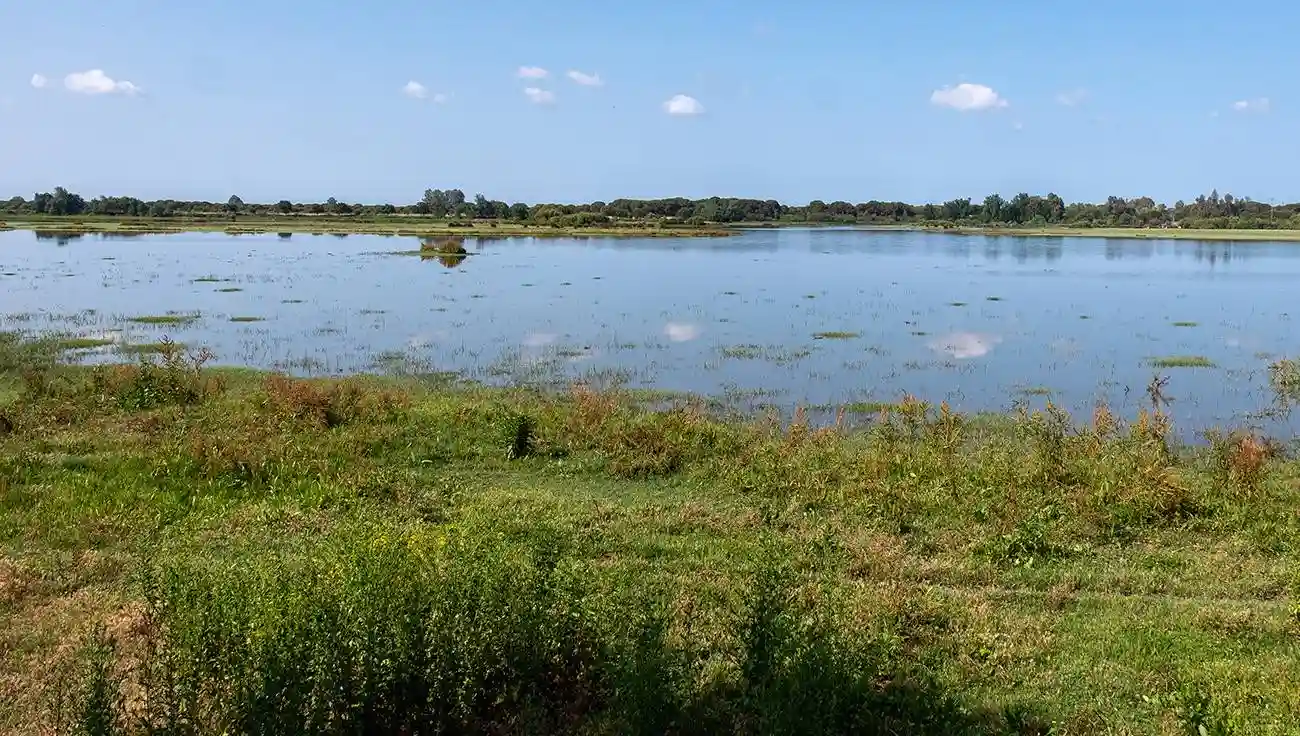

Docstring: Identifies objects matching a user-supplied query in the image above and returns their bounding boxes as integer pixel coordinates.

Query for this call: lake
[2,227,1297,436]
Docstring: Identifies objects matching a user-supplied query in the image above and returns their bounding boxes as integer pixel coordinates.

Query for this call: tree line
[4,187,1298,230]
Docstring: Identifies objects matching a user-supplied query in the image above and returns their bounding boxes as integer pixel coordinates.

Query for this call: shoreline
[0,217,735,239]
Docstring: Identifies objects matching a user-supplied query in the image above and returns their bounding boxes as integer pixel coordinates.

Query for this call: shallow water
[2,228,1297,435]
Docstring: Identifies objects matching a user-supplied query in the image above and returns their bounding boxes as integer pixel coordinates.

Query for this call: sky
[1,0,1297,205]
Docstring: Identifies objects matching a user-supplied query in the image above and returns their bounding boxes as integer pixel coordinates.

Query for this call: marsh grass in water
[1148,355,1216,369]
[1,332,1298,734]
[1171,321,1200,328]
[52,336,117,351]
[126,314,199,326]
[812,331,860,340]
[228,316,265,323]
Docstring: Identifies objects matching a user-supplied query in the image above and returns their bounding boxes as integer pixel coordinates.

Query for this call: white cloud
[431,93,449,104]
[930,83,1007,111]
[664,322,702,342]
[402,80,428,99]
[64,69,140,95]
[1012,121,1024,130]
[30,74,48,89]
[1055,88,1087,106]
[663,94,704,116]
[517,66,549,80]
[523,87,555,105]
[566,70,603,87]
[1231,97,1270,113]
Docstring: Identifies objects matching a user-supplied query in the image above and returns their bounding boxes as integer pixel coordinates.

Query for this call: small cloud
[523,87,555,105]
[1055,88,1087,106]
[664,322,702,342]
[1231,97,1270,113]
[431,93,449,104]
[566,70,603,87]
[663,94,704,116]
[930,83,1007,112]
[402,80,428,99]
[30,73,48,89]
[517,66,549,80]
[64,69,140,95]
[927,332,1002,359]
[1012,121,1024,131]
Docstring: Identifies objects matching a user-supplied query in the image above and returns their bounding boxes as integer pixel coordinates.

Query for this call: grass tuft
[1148,355,1215,369]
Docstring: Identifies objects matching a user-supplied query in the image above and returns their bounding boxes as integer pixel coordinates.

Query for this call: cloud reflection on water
[927,331,1002,359]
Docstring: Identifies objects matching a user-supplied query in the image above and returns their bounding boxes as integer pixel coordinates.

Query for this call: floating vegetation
[986,296,1003,301]
[1268,357,1300,408]
[281,299,305,304]
[119,341,187,355]
[216,287,243,293]
[1171,321,1199,328]
[229,316,265,323]
[127,314,199,326]
[949,301,968,307]
[1018,386,1053,396]
[719,344,811,364]
[52,336,117,351]
[192,277,226,283]
[812,331,860,340]
[1148,355,1215,369]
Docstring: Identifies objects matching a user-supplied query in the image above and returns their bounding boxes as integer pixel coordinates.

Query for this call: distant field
[0,215,734,238]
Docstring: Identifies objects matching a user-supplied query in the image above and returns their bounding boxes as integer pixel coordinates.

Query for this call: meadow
[0,215,732,239]
[2,332,1299,735]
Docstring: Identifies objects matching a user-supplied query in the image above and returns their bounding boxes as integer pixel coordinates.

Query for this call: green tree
[226,195,244,215]
[276,200,294,214]
[982,194,1004,223]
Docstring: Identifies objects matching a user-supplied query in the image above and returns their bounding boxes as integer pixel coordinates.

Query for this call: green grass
[50,336,116,351]
[125,314,199,326]
[118,340,187,355]
[1171,321,1200,328]
[1148,355,1216,368]
[938,225,1300,242]
[2,333,1299,734]
[812,331,861,340]
[228,316,265,323]
[0,214,735,239]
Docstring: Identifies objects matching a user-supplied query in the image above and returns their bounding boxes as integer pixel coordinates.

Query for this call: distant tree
[226,195,244,215]
[509,202,530,221]
[982,194,1004,223]
[276,200,294,214]
[422,189,450,217]
[474,193,493,219]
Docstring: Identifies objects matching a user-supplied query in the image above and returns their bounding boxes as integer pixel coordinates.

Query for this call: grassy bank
[931,226,1300,242]
[2,334,1299,734]
[0,215,733,239]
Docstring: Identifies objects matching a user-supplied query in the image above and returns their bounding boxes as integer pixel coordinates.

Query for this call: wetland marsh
[2,227,1296,434]
[4,225,1300,734]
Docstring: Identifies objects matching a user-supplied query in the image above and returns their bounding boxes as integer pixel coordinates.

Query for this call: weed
[1148,355,1215,369]
[126,314,199,326]
[1205,430,1276,496]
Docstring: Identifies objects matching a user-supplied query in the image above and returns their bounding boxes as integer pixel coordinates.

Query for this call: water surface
[2,228,1296,435]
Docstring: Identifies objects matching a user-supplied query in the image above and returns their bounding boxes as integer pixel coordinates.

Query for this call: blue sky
[1,0,1295,205]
